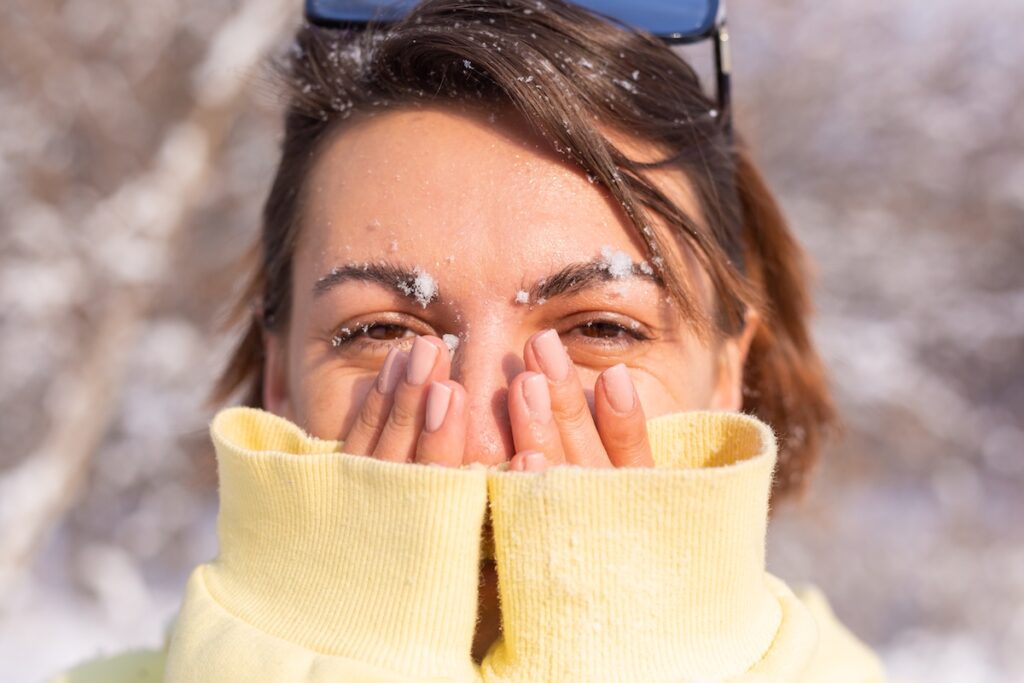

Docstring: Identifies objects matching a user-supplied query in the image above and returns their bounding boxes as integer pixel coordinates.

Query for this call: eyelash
[330,322,418,349]
[329,316,650,350]
[568,319,650,345]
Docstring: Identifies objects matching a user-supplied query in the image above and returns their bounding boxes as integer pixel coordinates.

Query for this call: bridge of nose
[447,314,527,466]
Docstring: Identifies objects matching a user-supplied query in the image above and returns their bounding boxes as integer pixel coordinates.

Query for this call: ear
[262,329,295,420]
[709,308,760,412]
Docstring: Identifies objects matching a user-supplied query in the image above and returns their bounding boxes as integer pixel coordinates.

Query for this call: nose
[449,333,524,465]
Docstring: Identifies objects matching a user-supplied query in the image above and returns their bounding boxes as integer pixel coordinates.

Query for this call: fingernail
[523,451,547,471]
[424,382,452,433]
[522,373,552,423]
[377,348,406,393]
[603,364,635,413]
[407,337,439,385]
[532,329,569,382]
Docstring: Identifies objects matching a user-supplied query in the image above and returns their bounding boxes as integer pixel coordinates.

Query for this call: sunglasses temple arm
[713,21,733,143]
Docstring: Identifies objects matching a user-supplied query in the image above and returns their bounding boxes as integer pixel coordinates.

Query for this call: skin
[262,103,758,661]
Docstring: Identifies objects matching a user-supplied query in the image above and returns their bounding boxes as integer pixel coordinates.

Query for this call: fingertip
[522,450,549,472]
[509,449,548,473]
[377,347,409,394]
[440,379,467,417]
[598,363,636,415]
[415,379,467,467]
[594,370,653,468]
[530,329,570,382]
[419,334,451,355]
[424,381,453,433]
[522,330,544,368]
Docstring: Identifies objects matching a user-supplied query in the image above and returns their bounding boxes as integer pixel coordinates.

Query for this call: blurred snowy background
[0,0,1021,680]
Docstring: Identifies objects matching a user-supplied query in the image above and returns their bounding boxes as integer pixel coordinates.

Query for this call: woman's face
[263,104,754,464]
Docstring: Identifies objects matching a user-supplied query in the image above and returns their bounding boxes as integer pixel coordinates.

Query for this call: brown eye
[330,321,417,348]
[579,321,629,339]
[363,323,413,340]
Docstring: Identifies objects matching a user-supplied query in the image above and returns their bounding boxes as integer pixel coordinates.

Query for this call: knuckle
[603,420,649,460]
[555,396,594,431]
[387,398,419,431]
[353,404,382,437]
[612,428,649,456]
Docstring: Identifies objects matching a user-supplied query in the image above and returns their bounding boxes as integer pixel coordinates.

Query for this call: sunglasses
[305,0,732,139]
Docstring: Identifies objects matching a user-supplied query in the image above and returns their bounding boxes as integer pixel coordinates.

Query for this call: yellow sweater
[51,407,886,682]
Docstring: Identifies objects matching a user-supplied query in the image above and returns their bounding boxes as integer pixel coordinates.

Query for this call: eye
[330,321,417,348]
[564,316,651,346]
[578,320,634,340]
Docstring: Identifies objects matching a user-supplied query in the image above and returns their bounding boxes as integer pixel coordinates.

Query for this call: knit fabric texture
[53,407,887,683]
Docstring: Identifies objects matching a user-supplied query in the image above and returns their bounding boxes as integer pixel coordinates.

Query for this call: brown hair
[213,0,835,501]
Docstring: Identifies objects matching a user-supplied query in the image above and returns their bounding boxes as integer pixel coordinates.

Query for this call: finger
[594,364,654,468]
[342,348,408,455]
[507,371,566,464]
[509,450,550,473]
[415,380,467,467]
[373,335,451,462]
[525,329,610,468]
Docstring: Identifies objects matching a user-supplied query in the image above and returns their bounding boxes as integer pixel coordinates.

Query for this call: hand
[341,335,467,466]
[506,329,654,473]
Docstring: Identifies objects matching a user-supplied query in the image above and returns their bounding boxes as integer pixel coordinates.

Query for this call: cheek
[632,350,717,417]
[291,347,378,441]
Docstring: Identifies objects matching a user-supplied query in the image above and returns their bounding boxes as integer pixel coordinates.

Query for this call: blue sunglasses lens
[305,0,719,42]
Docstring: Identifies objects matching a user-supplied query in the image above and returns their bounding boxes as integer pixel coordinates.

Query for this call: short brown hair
[213,0,836,502]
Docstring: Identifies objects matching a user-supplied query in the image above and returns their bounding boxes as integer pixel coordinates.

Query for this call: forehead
[297,105,699,291]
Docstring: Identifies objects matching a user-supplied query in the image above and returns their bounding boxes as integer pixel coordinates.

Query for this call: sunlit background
[1,0,1021,681]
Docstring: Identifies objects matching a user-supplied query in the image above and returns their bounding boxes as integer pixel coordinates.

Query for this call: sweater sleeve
[479,410,882,683]
[163,407,488,683]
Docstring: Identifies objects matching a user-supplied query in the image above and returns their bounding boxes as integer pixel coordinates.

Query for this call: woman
[55,0,887,680]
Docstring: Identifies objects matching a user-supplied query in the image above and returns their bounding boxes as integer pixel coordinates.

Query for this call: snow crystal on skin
[397,268,438,308]
[600,245,634,278]
[330,323,371,348]
[442,333,460,353]
[388,239,399,253]
[638,260,654,275]
[330,327,350,348]
[514,289,530,304]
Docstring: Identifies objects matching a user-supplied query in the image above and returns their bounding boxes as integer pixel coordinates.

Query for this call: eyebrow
[528,259,663,302]
[313,262,441,305]
[312,257,663,304]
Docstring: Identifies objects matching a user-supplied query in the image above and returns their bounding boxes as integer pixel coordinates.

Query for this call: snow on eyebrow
[314,261,440,307]
[514,289,530,304]
[599,245,635,278]
[397,268,438,308]
[518,250,663,305]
